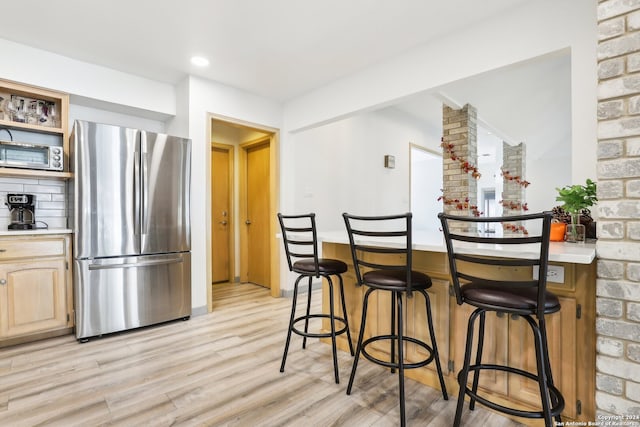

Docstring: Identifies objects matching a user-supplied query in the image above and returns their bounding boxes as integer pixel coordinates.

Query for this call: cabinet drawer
[0,238,65,260]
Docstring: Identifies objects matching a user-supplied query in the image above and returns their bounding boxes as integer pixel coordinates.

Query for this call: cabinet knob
[0,279,6,285]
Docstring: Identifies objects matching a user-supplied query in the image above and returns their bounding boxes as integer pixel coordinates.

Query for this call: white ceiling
[0,0,529,102]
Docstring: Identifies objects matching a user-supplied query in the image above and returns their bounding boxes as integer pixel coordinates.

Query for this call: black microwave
[0,140,63,171]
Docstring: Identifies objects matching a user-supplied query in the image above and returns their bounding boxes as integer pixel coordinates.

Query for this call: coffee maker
[6,193,36,230]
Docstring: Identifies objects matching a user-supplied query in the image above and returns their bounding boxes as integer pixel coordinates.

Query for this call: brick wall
[441,104,478,216]
[502,142,526,216]
[597,0,640,416]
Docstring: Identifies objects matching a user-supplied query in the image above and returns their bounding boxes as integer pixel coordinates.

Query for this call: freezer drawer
[74,252,191,340]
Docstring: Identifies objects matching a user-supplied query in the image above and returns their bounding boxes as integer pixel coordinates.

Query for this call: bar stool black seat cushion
[363,270,432,290]
[462,283,561,313]
[293,258,348,275]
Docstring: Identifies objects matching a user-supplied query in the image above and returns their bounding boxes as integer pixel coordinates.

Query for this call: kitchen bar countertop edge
[316,230,596,265]
[0,229,72,236]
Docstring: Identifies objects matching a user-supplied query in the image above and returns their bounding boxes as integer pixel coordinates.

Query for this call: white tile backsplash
[0,177,39,185]
[23,183,65,194]
[0,177,68,230]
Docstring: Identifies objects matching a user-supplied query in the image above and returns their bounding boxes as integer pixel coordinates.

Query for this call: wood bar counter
[319,230,596,426]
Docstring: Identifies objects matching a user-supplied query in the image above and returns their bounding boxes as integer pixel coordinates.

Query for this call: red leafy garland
[437,194,527,233]
[437,139,530,234]
[501,168,530,188]
[500,168,530,234]
[499,200,529,211]
[437,194,482,217]
[441,139,481,179]
[502,223,529,235]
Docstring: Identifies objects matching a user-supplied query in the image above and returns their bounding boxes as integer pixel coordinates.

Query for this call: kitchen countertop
[0,228,72,236]
[317,230,596,264]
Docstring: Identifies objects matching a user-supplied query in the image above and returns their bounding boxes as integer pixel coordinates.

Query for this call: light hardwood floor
[0,283,525,427]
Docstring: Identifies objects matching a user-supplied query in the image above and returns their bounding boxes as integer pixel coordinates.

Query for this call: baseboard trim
[191,305,208,317]
[280,280,322,298]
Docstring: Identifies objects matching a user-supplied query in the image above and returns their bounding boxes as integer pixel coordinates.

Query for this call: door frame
[211,142,235,284]
[239,135,277,293]
[206,113,280,312]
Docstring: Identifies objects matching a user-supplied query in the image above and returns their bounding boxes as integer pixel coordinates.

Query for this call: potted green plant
[554,178,597,242]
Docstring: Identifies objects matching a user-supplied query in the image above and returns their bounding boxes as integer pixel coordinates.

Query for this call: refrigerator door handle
[141,152,148,235]
[88,256,184,270]
[134,150,141,237]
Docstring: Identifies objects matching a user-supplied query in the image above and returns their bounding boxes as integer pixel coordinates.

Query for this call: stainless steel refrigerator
[70,120,191,341]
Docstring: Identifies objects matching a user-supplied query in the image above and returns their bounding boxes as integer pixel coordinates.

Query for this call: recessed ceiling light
[191,56,209,67]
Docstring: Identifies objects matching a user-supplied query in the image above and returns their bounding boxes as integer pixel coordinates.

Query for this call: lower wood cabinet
[322,242,595,426]
[0,234,73,346]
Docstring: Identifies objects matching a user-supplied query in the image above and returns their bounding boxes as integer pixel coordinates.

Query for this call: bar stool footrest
[361,334,436,370]
[460,363,565,419]
[291,314,349,339]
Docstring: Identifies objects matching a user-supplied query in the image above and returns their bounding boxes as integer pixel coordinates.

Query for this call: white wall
[68,104,166,133]
[282,0,597,184]
[183,76,282,311]
[289,107,439,232]
[0,39,175,119]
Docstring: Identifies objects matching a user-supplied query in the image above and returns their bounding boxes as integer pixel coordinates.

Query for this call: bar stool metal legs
[280,272,354,384]
[346,287,448,427]
[453,308,565,427]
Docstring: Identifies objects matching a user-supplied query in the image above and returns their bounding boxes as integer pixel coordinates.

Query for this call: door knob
[245,220,252,225]
[0,279,6,285]
[220,220,228,225]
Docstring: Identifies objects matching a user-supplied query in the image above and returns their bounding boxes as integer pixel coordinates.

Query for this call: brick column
[441,104,478,217]
[597,0,640,416]
[502,142,526,216]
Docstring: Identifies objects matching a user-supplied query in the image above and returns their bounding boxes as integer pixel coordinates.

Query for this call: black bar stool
[278,213,354,384]
[343,212,448,427]
[438,211,564,427]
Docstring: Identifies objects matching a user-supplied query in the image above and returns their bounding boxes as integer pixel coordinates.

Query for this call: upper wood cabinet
[0,79,71,179]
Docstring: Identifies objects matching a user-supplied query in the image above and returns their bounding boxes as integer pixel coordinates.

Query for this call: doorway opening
[410,144,443,231]
[208,115,280,312]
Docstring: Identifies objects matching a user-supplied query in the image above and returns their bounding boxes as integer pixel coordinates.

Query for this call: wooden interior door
[244,140,271,288]
[211,145,232,283]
